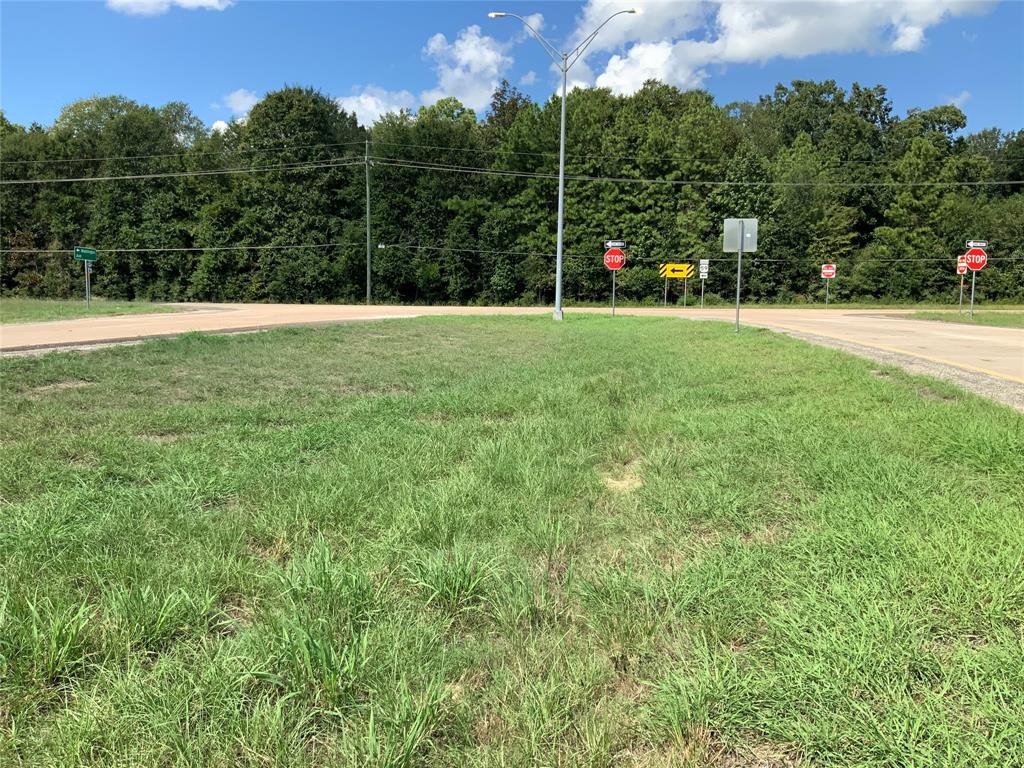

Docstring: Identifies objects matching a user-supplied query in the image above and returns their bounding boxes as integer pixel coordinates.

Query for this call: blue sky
[2,1,1022,133]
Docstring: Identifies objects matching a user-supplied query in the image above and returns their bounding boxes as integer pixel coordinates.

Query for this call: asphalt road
[3,303,1022,401]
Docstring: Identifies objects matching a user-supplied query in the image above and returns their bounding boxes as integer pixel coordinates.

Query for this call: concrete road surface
[2,303,1022,405]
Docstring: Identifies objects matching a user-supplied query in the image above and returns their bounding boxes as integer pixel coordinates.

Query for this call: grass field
[2,317,1022,767]
[908,310,1024,329]
[0,297,174,324]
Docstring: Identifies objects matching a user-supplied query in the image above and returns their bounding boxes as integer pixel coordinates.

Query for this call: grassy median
[908,310,1024,329]
[2,316,1022,767]
[0,297,174,324]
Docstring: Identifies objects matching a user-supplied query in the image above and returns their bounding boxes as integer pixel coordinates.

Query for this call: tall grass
[2,316,1022,766]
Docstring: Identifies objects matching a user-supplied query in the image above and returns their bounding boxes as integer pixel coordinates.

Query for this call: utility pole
[365,139,371,305]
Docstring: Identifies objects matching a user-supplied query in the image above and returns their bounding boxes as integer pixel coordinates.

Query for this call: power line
[5,135,1020,173]
[0,158,365,185]
[0,241,363,255]
[0,139,367,167]
[371,138,1024,167]
[6,145,1021,186]
[4,241,1019,267]
[373,156,1024,188]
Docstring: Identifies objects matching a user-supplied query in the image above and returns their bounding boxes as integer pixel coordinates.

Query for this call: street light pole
[554,54,568,320]
[489,8,636,321]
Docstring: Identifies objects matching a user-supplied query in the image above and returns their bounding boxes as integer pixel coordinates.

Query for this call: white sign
[723,219,758,253]
[966,240,988,248]
[699,259,709,269]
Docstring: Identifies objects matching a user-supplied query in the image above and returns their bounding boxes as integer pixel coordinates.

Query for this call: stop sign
[956,255,968,275]
[821,264,836,279]
[604,248,625,270]
[963,247,987,271]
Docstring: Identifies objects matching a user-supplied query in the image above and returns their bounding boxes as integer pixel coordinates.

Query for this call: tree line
[2,79,1022,305]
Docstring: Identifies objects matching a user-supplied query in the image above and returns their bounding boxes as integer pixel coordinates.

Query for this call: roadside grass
[0,297,174,324]
[1,316,1022,767]
[565,298,1024,311]
[908,310,1024,329]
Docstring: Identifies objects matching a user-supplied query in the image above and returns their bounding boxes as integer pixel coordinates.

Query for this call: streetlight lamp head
[627,7,640,14]
[487,12,506,18]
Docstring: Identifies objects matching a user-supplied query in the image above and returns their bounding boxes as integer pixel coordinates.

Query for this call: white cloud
[211,120,229,133]
[336,86,417,126]
[106,0,231,16]
[224,88,259,116]
[571,0,993,95]
[421,25,514,111]
[569,1,704,55]
[519,70,537,86]
[514,12,546,42]
[948,89,971,108]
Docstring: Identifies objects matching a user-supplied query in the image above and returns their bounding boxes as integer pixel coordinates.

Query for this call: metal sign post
[724,219,757,334]
[700,278,705,308]
[969,270,977,318]
[820,264,836,309]
[74,246,97,307]
[612,268,616,317]
[957,256,968,314]
[963,241,988,320]
[735,224,742,333]
[658,262,693,307]
[699,259,708,309]
[604,245,625,316]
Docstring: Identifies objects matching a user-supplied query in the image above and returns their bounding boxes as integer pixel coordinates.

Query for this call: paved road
[2,302,1022,387]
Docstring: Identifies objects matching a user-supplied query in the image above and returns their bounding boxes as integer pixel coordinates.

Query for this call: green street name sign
[74,246,97,261]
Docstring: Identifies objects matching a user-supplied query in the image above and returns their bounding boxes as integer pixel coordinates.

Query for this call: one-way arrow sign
[659,263,694,279]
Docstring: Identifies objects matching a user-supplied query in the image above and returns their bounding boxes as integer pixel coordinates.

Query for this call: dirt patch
[137,432,182,444]
[473,710,508,746]
[741,522,788,546]
[612,673,649,703]
[603,459,643,492]
[628,731,804,768]
[27,380,92,397]
[336,382,413,397]
[915,385,957,403]
[925,633,988,655]
[214,596,252,636]
[248,535,292,566]
[717,741,803,768]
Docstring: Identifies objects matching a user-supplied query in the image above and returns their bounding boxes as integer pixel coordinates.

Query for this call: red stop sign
[963,247,987,271]
[604,248,625,270]
[821,264,836,279]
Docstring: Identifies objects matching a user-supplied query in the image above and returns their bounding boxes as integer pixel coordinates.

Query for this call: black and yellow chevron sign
[659,262,694,279]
